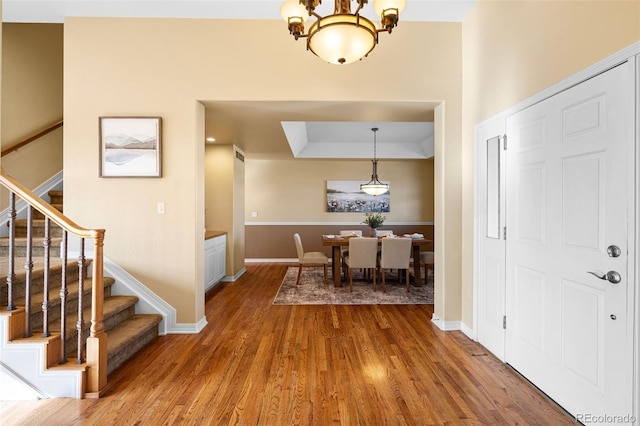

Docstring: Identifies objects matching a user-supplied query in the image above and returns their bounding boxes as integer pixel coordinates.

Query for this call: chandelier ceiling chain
[360,127,389,196]
[280,0,406,65]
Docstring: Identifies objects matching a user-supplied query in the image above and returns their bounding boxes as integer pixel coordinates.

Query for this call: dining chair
[375,229,394,237]
[339,229,363,278]
[343,237,378,292]
[379,237,412,292]
[419,251,435,285]
[293,233,329,285]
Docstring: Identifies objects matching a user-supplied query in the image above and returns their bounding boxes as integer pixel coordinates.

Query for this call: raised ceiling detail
[203,100,438,160]
[282,121,434,159]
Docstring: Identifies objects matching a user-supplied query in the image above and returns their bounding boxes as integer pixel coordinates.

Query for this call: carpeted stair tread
[44,295,140,336]
[0,237,63,257]
[13,277,115,315]
[106,314,162,374]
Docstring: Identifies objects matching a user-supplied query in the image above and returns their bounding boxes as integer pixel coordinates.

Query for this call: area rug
[273,267,434,305]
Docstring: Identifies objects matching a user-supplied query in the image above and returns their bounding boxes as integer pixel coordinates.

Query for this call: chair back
[340,230,363,237]
[293,233,304,261]
[380,237,412,269]
[375,229,394,237]
[347,237,378,268]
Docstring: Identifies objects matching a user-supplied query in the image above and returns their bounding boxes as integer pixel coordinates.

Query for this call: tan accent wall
[461,1,640,328]
[246,224,434,259]
[1,23,63,198]
[64,18,460,323]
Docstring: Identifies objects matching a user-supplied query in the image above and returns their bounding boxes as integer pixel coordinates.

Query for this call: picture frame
[326,180,390,213]
[99,116,162,178]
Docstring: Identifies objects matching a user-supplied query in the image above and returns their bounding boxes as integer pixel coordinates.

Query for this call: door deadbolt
[607,245,622,258]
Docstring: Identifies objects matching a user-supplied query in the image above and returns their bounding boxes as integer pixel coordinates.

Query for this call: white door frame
[473,41,640,422]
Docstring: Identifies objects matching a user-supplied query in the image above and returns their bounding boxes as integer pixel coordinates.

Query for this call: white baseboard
[460,322,476,340]
[104,257,207,335]
[221,267,247,282]
[431,313,462,331]
[245,258,297,263]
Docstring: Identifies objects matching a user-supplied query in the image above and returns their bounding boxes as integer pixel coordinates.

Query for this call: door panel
[476,122,507,360]
[505,61,634,418]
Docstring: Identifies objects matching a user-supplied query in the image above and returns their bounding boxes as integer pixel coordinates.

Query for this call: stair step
[48,190,63,205]
[12,219,64,238]
[106,314,162,375]
[45,295,140,359]
[0,237,62,257]
[0,258,85,305]
[14,277,115,331]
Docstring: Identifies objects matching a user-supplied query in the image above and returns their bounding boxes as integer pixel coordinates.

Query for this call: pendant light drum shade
[361,127,389,196]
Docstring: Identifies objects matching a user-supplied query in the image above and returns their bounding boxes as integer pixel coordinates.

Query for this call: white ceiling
[2,1,476,24]
[4,0,476,159]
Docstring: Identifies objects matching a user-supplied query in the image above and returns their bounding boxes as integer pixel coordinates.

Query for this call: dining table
[321,234,433,287]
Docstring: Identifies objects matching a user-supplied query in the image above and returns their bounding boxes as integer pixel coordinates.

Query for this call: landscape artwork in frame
[99,117,162,177]
[326,180,390,213]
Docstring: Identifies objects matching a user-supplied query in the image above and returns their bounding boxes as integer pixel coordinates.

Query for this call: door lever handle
[587,270,621,284]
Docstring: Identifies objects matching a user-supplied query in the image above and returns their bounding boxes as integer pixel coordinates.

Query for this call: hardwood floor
[0,263,574,425]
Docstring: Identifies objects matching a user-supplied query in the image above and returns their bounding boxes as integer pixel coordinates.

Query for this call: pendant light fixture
[280,0,406,65]
[361,127,389,196]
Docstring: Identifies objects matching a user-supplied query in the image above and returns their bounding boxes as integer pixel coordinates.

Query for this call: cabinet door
[205,246,217,289]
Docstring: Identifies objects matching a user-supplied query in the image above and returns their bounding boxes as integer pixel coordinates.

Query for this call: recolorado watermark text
[575,413,636,424]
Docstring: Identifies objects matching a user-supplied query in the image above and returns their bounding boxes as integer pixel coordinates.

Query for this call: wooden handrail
[0,167,102,239]
[1,119,63,157]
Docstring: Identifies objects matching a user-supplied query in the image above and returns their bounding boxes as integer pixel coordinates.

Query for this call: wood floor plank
[0,263,575,425]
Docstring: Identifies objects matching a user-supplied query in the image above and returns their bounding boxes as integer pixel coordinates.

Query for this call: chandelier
[280,0,406,65]
[361,127,389,196]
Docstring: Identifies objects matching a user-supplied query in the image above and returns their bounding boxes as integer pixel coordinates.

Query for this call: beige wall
[1,23,63,195]
[64,18,461,323]
[461,0,640,327]
[245,158,434,223]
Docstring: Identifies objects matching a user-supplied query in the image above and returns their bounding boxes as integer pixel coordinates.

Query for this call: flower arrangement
[363,212,386,229]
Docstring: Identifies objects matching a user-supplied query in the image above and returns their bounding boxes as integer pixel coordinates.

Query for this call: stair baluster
[76,238,85,364]
[59,230,68,364]
[6,192,16,312]
[24,206,34,337]
[41,217,51,338]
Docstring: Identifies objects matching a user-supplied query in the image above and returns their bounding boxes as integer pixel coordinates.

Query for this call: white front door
[505,60,635,419]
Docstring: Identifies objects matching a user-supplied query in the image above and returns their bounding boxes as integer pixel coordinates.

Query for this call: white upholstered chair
[343,237,378,292]
[293,233,328,285]
[419,251,435,285]
[339,229,363,278]
[374,229,394,237]
[379,237,412,292]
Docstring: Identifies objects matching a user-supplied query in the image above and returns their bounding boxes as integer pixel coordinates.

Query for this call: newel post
[85,229,107,397]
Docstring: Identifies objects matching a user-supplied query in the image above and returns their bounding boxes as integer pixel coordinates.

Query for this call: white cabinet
[204,234,226,291]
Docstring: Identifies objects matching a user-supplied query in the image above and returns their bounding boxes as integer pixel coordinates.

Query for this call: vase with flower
[363,212,386,237]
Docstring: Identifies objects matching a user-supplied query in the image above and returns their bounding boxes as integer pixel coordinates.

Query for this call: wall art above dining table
[326,180,390,213]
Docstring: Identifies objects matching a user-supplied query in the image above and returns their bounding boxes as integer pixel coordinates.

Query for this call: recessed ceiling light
[206,137,216,143]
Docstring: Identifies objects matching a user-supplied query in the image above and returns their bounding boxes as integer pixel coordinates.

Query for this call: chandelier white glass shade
[280,0,406,65]
[361,127,389,196]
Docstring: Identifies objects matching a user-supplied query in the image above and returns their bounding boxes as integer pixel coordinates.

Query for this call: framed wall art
[326,180,390,213]
[99,116,162,178]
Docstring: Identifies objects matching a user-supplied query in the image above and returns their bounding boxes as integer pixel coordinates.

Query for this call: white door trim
[473,41,640,422]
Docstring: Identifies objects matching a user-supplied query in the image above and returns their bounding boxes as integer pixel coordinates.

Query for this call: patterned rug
[273,267,434,305]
